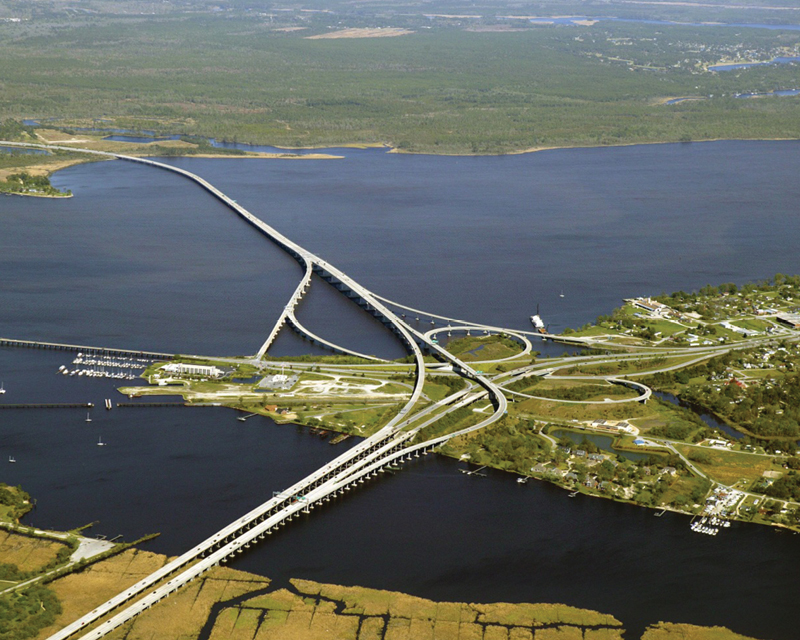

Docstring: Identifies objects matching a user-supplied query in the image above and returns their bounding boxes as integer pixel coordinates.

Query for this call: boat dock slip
[0,337,174,359]
[460,465,487,477]
[0,403,94,410]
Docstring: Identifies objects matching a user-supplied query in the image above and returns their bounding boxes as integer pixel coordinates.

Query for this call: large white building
[161,362,224,378]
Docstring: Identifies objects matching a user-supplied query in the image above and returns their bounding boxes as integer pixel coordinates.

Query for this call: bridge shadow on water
[286,274,408,361]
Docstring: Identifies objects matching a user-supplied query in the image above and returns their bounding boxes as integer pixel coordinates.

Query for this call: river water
[2,140,800,639]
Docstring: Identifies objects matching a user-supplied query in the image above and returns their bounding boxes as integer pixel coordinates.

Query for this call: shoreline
[1,190,73,199]
[0,522,759,640]
[4,135,799,184]
[165,396,794,533]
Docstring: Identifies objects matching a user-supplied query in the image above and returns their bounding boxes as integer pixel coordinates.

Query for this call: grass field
[642,623,760,640]
[514,397,652,423]
[445,335,523,362]
[673,444,779,485]
[0,530,68,573]
[521,379,639,402]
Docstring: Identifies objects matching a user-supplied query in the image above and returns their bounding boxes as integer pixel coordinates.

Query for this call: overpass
[256,260,312,358]
[2,141,507,640]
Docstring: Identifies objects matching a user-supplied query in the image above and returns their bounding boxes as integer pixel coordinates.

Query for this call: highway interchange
[2,141,798,639]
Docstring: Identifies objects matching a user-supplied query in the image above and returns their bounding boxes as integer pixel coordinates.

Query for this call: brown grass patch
[0,158,91,181]
[641,622,760,640]
[0,531,67,572]
[305,28,413,39]
[515,397,651,422]
[475,602,620,628]
[38,549,165,639]
[484,625,510,640]
[534,627,584,640]
[585,630,625,640]
[673,445,777,485]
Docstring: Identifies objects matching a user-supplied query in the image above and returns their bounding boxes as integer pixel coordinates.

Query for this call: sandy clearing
[305,27,413,40]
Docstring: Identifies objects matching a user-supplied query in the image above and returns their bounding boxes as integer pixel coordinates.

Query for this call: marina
[56,354,150,381]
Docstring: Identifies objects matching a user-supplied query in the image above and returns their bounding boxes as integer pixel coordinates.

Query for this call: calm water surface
[2,141,800,639]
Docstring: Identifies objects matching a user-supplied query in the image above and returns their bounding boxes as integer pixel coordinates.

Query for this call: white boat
[530,304,547,334]
[86,411,92,423]
[8,456,15,463]
[0,382,5,394]
[517,477,528,484]
[97,436,106,447]
[559,290,565,298]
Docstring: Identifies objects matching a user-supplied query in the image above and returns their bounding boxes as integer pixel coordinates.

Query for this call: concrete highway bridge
[0,141,510,640]
[10,139,790,639]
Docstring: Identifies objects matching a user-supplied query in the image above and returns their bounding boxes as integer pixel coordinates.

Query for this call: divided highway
[0,142,507,640]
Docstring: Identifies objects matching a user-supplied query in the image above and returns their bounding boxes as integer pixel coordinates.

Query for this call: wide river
[2,140,800,639]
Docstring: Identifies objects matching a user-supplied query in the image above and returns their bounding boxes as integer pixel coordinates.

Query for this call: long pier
[0,337,173,360]
[116,402,187,408]
[0,403,93,410]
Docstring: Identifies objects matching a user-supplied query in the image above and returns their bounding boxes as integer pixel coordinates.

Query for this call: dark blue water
[736,89,800,98]
[0,145,49,155]
[0,348,359,549]
[147,140,800,338]
[3,140,800,639]
[241,457,799,640]
[665,97,700,105]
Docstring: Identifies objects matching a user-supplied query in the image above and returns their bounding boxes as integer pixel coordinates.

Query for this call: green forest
[0,11,799,153]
